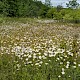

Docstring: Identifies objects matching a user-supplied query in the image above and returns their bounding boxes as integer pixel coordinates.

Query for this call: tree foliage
[56,5,63,12]
[66,0,79,9]
[45,0,51,7]
[0,0,80,23]
[0,0,49,17]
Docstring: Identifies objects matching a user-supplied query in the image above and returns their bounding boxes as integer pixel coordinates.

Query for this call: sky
[40,0,80,7]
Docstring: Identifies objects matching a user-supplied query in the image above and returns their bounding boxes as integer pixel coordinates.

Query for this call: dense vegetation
[0,0,80,23]
[0,0,49,17]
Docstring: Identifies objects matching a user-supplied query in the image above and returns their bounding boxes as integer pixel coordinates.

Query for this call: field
[0,17,80,80]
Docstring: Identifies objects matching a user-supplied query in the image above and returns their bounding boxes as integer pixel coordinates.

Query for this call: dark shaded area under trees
[0,0,80,23]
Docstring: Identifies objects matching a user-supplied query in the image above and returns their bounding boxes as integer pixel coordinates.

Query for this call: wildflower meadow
[0,18,80,80]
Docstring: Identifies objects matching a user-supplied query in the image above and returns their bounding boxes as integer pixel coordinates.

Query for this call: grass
[0,17,80,80]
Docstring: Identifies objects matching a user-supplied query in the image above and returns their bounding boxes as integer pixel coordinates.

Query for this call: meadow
[0,17,80,80]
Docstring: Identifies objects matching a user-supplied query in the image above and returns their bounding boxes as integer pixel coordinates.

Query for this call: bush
[62,8,80,23]
[46,8,57,18]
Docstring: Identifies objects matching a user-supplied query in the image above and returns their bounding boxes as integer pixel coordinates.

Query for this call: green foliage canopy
[66,0,79,9]
[0,0,80,23]
[0,0,49,17]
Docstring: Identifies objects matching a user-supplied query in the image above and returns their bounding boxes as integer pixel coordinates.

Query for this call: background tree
[0,0,49,17]
[45,0,51,7]
[38,4,49,18]
[46,8,57,18]
[56,5,63,12]
[66,0,79,9]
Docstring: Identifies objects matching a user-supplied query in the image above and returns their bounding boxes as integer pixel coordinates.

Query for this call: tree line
[0,0,49,17]
[0,0,80,23]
